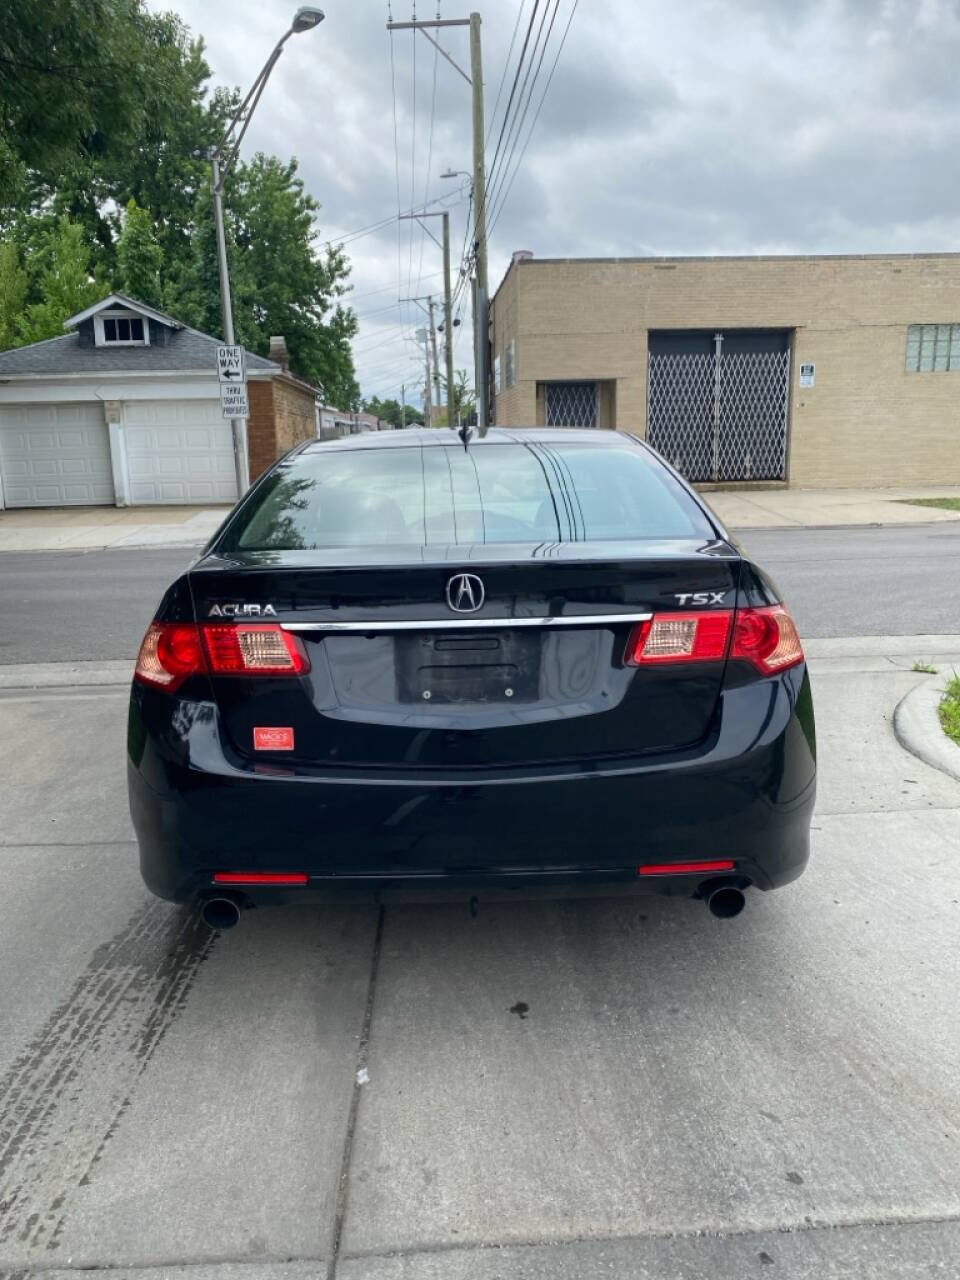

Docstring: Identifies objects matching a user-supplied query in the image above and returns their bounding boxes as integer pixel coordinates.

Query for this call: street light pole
[209,6,324,496]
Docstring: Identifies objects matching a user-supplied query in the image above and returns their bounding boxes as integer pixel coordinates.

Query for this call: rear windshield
[218,440,714,551]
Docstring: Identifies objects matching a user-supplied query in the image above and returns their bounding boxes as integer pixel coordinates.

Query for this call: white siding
[123,399,238,504]
[0,403,115,507]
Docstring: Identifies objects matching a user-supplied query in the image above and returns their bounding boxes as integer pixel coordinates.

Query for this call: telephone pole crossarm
[398,212,444,251]
[386,18,471,84]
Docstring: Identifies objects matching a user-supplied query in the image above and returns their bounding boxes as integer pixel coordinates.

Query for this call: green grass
[939,674,960,747]
[912,661,938,674]
[896,497,960,512]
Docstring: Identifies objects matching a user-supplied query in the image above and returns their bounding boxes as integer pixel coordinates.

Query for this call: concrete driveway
[1,639,959,1278]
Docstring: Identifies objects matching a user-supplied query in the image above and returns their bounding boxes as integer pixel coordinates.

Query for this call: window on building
[906,324,960,372]
[100,314,147,345]
[505,339,516,389]
[545,381,598,427]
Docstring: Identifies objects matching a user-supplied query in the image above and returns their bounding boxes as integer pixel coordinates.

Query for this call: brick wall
[490,254,960,486]
[247,376,318,481]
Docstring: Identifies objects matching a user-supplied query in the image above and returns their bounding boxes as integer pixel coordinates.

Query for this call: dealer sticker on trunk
[254,727,295,751]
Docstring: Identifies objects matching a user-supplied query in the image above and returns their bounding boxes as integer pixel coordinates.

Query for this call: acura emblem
[446,573,485,613]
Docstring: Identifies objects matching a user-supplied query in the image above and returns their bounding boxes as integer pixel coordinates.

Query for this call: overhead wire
[487,0,579,239]
[486,1,540,195]
[485,0,526,146]
[415,3,441,296]
[406,13,418,305]
[485,0,557,215]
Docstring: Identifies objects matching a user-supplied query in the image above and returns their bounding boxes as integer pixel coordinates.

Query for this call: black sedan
[128,428,816,928]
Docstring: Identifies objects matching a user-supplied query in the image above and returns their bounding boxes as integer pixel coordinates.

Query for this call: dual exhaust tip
[201,884,746,929]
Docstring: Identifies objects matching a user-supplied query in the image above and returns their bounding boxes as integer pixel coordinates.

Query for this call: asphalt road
[1,645,959,1276]
[0,521,958,665]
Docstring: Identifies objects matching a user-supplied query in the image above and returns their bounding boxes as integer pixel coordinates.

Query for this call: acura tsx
[127,428,816,927]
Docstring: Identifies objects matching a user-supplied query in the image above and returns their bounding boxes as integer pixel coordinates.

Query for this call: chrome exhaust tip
[201,896,242,930]
[706,885,746,919]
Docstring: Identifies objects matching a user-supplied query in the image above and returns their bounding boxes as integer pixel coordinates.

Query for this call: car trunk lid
[189,539,740,770]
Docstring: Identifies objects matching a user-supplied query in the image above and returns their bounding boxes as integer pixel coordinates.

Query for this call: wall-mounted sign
[799,362,815,388]
[494,354,502,395]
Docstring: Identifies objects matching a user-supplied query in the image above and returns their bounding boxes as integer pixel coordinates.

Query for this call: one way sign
[217,345,245,382]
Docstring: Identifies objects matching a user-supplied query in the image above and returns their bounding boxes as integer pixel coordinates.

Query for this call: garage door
[124,400,238,504]
[0,403,115,507]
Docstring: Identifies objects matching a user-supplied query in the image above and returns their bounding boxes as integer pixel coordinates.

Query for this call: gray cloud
[148,0,960,403]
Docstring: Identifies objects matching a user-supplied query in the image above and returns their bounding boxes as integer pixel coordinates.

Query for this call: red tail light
[203,624,309,675]
[213,872,309,886]
[625,611,732,664]
[638,859,735,876]
[625,605,803,675]
[134,622,310,691]
[731,605,803,674]
[134,623,206,691]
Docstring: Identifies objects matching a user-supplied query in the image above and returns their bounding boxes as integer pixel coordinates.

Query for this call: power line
[488,0,579,239]
[319,185,469,253]
[486,1,540,196]
[485,0,526,146]
[388,22,406,342]
[346,271,444,305]
[485,0,556,213]
[406,20,418,305]
[416,7,441,295]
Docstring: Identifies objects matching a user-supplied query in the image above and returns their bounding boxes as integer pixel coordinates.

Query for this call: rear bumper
[127,667,816,905]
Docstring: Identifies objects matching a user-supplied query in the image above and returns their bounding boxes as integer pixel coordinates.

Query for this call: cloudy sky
[147,0,960,406]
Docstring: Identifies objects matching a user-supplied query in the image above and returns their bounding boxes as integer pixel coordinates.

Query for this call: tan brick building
[489,253,960,487]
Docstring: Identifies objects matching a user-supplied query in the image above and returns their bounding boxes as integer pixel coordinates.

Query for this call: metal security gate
[545,381,598,428]
[647,330,791,481]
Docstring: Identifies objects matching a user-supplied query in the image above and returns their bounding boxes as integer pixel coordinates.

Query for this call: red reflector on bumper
[637,860,735,876]
[213,872,309,886]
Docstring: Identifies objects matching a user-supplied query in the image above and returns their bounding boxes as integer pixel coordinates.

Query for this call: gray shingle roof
[0,327,279,376]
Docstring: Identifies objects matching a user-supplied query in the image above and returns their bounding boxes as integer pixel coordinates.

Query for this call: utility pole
[401,383,406,431]
[400,210,455,425]
[415,326,432,426]
[469,11,489,432]
[442,210,454,424]
[387,11,488,429]
[427,296,442,423]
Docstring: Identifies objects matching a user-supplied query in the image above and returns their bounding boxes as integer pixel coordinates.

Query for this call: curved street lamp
[209,7,325,492]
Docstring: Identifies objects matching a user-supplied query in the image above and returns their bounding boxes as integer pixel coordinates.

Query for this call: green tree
[17,215,105,344]
[0,241,28,350]
[115,199,163,307]
[0,8,360,405]
[362,396,423,429]
[172,153,359,406]
[0,0,147,175]
[231,154,358,405]
[438,369,476,426]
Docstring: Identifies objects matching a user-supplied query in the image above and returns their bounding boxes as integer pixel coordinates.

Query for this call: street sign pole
[217,345,250,448]
[211,154,249,494]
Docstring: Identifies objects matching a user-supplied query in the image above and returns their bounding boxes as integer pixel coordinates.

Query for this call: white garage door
[124,400,238,504]
[0,403,115,507]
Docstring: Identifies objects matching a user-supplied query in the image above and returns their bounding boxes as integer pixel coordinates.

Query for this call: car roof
[300,428,638,452]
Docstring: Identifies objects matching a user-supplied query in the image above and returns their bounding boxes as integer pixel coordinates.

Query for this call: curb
[0,661,132,691]
[894,678,960,784]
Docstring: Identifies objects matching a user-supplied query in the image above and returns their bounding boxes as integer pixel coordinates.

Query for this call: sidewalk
[0,505,230,551]
[704,484,960,529]
[1,486,959,551]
